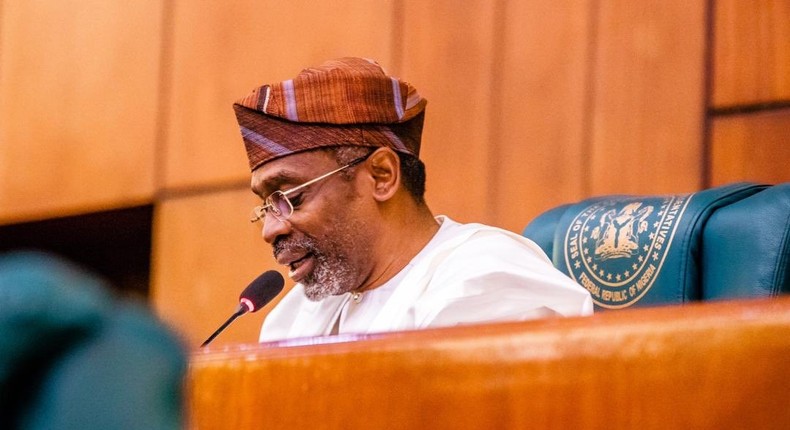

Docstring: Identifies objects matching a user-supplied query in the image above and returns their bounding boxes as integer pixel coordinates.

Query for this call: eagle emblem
[591,203,654,261]
[564,195,691,309]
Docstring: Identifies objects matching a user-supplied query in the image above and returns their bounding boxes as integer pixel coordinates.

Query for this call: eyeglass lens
[267,191,292,219]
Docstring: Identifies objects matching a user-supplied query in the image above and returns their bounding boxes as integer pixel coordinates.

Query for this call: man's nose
[262,212,292,244]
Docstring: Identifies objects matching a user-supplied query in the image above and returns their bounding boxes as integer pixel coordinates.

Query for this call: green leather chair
[523,182,790,310]
[0,251,186,429]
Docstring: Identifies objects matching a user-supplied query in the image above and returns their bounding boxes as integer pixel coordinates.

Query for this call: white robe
[260,216,593,342]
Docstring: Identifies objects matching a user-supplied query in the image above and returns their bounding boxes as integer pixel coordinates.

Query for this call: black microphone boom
[201,270,285,347]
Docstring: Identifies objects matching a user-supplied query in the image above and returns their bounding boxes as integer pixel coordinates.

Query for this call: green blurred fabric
[0,251,186,429]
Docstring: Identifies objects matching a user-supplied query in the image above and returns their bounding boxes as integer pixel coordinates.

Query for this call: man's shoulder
[413,217,589,322]
[434,215,542,255]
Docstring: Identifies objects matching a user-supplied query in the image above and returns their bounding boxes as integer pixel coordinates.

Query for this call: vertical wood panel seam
[150,0,175,306]
[154,0,175,200]
[487,0,507,225]
[580,0,600,198]
[390,0,403,74]
[701,0,716,189]
[0,1,4,86]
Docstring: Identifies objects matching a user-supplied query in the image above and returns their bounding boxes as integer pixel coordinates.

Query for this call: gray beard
[301,251,356,301]
[274,231,365,302]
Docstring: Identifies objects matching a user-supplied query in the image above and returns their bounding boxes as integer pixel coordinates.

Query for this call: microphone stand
[201,305,246,347]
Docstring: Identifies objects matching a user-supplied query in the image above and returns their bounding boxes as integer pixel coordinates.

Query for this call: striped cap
[233,57,428,171]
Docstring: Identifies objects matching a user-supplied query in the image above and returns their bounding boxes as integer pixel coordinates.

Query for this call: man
[233,57,592,342]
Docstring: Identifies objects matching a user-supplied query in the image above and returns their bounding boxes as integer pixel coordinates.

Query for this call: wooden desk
[188,297,790,429]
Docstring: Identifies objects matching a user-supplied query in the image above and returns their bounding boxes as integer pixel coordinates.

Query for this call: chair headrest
[526,182,772,310]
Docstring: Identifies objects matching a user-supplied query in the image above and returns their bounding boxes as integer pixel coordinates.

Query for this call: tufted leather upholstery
[523,182,790,310]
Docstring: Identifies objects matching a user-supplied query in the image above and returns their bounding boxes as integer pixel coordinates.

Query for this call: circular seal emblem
[563,194,691,309]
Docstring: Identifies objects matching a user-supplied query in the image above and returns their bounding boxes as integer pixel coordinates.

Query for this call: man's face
[250,150,376,301]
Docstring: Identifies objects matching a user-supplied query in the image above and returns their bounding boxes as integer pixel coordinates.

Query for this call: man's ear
[366,147,400,202]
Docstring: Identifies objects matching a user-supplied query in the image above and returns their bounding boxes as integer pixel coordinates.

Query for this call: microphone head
[239,270,285,313]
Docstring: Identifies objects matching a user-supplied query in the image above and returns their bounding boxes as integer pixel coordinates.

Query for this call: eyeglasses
[250,151,373,224]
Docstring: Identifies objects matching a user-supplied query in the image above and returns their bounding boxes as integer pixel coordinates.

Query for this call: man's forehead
[250,150,333,194]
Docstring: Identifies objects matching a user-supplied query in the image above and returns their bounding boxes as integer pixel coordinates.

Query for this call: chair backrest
[523,182,790,311]
[0,251,186,429]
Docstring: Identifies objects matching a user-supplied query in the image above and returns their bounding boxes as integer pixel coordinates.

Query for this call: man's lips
[274,247,315,281]
[274,238,321,283]
[274,248,305,267]
[287,253,310,270]
[287,253,315,282]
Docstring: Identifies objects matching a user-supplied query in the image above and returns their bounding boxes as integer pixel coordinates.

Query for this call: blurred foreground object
[0,251,186,429]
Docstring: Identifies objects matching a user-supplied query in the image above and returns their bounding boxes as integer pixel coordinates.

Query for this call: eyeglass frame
[250,150,374,224]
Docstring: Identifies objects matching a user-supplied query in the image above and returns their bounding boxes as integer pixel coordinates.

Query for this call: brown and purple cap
[233,57,428,171]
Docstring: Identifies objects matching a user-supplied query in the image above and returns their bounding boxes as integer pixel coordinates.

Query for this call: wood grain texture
[0,0,162,223]
[151,188,289,348]
[713,0,790,107]
[710,109,790,186]
[397,0,498,225]
[494,0,591,232]
[162,0,396,190]
[189,297,790,430]
[3,0,787,357]
[588,0,707,195]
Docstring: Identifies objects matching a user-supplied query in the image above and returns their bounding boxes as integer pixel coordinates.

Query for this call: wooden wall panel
[0,0,162,223]
[151,189,287,348]
[589,1,707,195]
[709,109,790,186]
[494,1,591,232]
[397,1,498,225]
[2,0,784,347]
[712,0,790,108]
[163,0,396,191]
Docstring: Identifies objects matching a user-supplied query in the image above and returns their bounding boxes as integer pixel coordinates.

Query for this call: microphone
[201,270,285,347]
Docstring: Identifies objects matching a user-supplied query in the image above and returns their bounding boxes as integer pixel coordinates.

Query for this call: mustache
[273,234,318,259]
